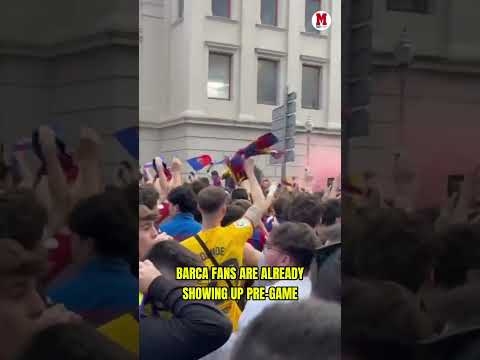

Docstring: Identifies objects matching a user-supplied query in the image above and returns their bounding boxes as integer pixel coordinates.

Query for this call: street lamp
[304,118,313,192]
[305,118,313,168]
[393,27,415,155]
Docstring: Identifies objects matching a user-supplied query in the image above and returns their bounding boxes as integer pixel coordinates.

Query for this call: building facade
[346,0,480,207]
[140,0,341,190]
[0,0,138,178]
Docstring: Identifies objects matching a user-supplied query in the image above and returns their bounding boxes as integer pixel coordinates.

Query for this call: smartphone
[447,175,464,198]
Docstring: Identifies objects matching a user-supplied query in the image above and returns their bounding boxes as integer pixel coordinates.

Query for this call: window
[302,65,321,109]
[212,0,231,18]
[178,0,184,18]
[305,0,322,32]
[257,59,278,105]
[261,0,278,26]
[387,0,430,13]
[208,53,231,100]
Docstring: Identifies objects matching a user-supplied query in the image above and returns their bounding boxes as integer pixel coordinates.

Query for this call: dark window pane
[387,0,429,13]
[302,65,321,109]
[257,59,278,105]
[212,0,230,18]
[261,0,277,26]
[208,53,231,99]
[179,0,184,18]
[305,0,322,32]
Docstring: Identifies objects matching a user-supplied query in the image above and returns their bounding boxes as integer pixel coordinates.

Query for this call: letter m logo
[316,12,327,26]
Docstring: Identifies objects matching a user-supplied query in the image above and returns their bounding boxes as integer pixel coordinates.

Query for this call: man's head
[197,186,228,222]
[434,224,480,290]
[261,178,271,191]
[139,205,158,260]
[231,300,341,360]
[68,191,136,263]
[0,189,48,252]
[286,193,324,229]
[139,185,159,210]
[231,188,249,202]
[264,222,316,270]
[0,238,47,360]
[167,185,197,216]
[322,199,341,226]
[222,205,246,227]
[352,208,434,293]
[342,279,433,360]
[191,179,209,195]
[272,194,292,223]
[145,240,203,281]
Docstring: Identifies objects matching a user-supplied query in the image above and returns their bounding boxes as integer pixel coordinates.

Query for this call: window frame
[212,0,232,18]
[386,0,430,14]
[261,0,279,27]
[178,0,184,19]
[257,58,279,106]
[305,0,322,33]
[207,52,232,101]
[301,64,322,110]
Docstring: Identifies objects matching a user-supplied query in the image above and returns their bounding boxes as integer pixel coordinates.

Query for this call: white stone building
[347,0,480,207]
[140,0,341,189]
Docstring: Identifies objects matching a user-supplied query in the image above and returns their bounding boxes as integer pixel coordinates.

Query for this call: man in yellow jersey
[181,158,273,330]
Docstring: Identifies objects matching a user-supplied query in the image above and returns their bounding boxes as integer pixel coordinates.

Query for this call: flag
[187,155,213,171]
[227,132,279,183]
[242,133,278,158]
[144,157,172,181]
[114,127,138,160]
[31,128,78,184]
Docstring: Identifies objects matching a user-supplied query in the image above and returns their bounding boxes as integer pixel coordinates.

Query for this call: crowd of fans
[0,126,136,359]
[343,166,480,359]
[139,155,341,359]
[1,124,343,359]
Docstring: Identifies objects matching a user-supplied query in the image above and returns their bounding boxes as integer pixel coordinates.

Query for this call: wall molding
[373,52,480,75]
[140,117,341,136]
[205,41,240,54]
[0,30,138,59]
[300,55,329,65]
[255,48,287,58]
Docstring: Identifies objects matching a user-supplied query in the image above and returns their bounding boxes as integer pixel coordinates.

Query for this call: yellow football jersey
[181,218,254,331]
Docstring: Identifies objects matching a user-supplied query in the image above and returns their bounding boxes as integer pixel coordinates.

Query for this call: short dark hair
[139,185,159,210]
[232,300,340,360]
[286,193,323,228]
[68,191,136,260]
[191,179,209,195]
[231,199,251,212]
[146,240,203,275]
[197,186,228,214]
[273,194,292,221]
[167,185,197,214]
[198,177,210,186]
[270,222,316,269]
[434,224,480,289]
[222,205,246,227]
[231,188,249,201]
[342,279,434,360]
[0,189,47,250]
[322,199,341,226]
[352,208,434,293]
[18,323,135,360]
